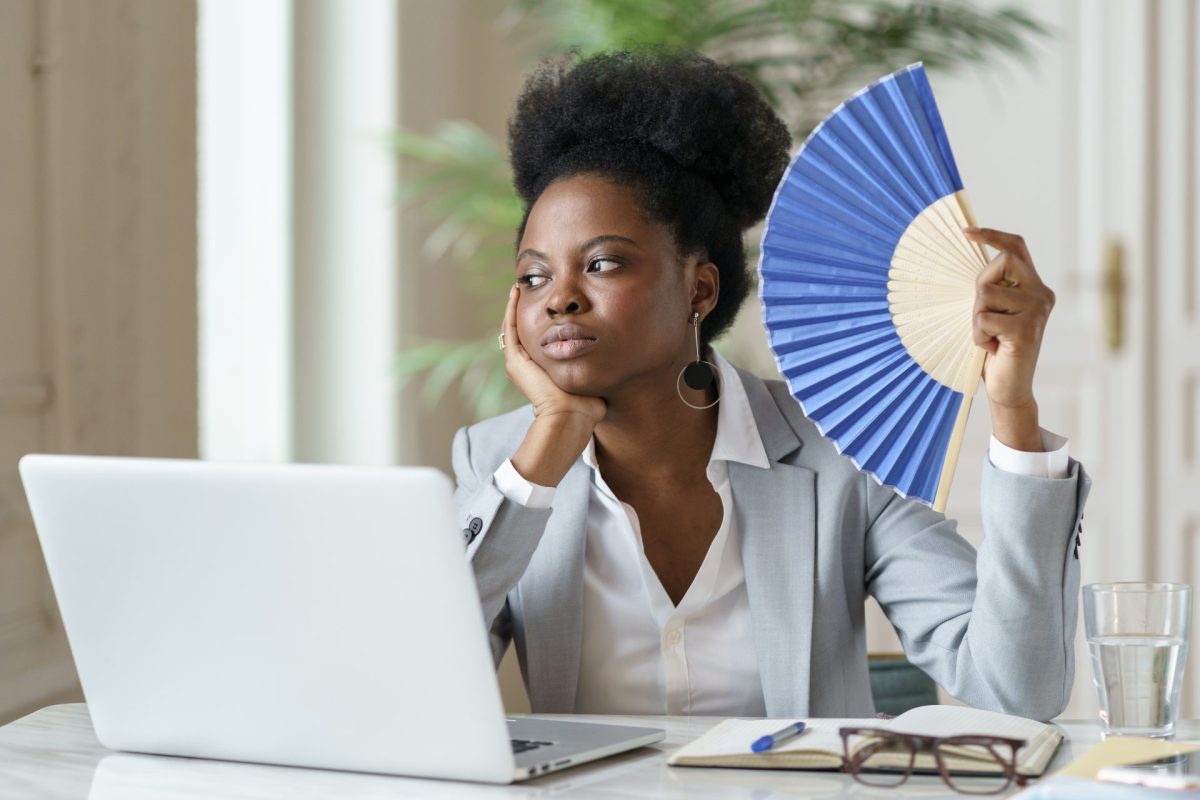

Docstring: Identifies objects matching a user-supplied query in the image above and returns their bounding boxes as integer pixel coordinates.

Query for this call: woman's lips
[541,337,599,359]
[539,324,598,360]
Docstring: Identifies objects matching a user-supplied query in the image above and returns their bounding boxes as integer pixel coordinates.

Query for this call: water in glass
[1088,633,1188,738]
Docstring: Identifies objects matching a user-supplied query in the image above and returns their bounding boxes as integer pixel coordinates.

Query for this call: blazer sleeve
[452,424,555,667]
[863,456,1091,721]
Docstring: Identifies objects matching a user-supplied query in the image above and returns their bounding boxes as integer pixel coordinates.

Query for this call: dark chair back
[868,653,939,716]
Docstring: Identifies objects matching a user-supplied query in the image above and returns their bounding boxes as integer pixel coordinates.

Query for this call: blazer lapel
[519,459,590,712]
[733,370,817,717]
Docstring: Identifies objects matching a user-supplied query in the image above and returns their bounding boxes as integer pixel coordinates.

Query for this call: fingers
[502,285,526,358]
[974,252,1056,318]
[976,250,1031,288]
[968,233,1055,316]
[973,260,1054,357]
[975,282,1029,314]
[502,285,552,391]
[501,285,535,388]
[973,310,1045,352]
[963,226,1035,270]
[978,281,1055,317]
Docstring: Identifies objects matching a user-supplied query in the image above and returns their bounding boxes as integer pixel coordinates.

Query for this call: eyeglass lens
[844,730,1022,796]
[935,738,1019,795]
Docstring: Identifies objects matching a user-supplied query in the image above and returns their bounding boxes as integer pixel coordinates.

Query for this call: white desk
[1,704,1196,799]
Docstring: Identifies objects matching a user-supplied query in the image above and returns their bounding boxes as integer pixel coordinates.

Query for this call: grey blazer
[451,367,1091,721]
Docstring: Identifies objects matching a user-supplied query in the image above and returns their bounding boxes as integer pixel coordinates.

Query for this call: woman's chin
[541,361,612,398]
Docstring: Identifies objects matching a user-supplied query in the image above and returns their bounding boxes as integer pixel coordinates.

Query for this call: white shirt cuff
[493,458,556,509]
[987,428,1070,479]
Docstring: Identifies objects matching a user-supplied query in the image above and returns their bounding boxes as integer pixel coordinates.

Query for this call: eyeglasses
[838,726,1030,795]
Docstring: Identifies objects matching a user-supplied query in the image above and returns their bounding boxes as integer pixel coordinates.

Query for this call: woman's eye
[519,273,549,288]
[588,258,621,273]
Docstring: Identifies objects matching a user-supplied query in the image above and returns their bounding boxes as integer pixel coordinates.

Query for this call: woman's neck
[592,360,720,486]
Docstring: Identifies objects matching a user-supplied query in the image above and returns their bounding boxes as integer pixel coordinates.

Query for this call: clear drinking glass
[1084,582,1192,739]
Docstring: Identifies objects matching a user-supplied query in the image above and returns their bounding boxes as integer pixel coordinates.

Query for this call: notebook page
[885,705,1059,771]
[887,705,1050,741]
[669,718,870,762]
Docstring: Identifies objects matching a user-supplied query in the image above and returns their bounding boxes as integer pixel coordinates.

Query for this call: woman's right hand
[503,285,605,486]
[502,285,606,425]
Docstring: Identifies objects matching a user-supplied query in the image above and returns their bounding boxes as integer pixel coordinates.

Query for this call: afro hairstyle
[507,49,792,344]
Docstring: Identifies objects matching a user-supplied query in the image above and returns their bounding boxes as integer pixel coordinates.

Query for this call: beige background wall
[0,0,198,725]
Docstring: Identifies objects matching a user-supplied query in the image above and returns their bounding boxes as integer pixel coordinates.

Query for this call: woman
[452,51,1090,721]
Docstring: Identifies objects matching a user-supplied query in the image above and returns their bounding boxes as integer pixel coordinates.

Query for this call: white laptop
[18,454,664,783]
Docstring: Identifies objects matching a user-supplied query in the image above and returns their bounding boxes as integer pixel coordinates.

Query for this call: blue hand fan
[758,63,988,511]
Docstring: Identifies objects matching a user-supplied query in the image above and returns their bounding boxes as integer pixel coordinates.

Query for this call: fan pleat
[772,319,896,359]
[788,162,901,234]
[774,325,901,371]
[885,84,949,200]
[762,256,887,284]
[766,272,886,292]
[898,69,963,191]
[801,134,912,220]
[763,284,887,307]
[854,371,945,479]
[761,214,894,266]
[906,389,960,501]
[865,382,937,496]
[759,63,981,506]
[845,368,942,479]
[868,379,944,486]
[765,309,891,337]
[764,304,886,327]
[891,74,962,198]
[854,93,941,204]
[815,355,925,436]
[826,105,929,215]
[763,239,890,275]
[778,177,905,245]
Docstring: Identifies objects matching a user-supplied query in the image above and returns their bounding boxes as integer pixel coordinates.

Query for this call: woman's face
[515,174,716,397]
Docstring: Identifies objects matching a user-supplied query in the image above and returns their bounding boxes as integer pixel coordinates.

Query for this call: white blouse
[492,351,1068,715]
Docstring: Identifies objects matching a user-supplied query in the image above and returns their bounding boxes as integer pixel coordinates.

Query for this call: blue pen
[751,721,807,753]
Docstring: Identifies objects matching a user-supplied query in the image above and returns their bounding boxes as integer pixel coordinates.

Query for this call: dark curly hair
[507,49,792,344]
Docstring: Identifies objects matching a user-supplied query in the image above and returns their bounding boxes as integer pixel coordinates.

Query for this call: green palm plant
[394,0,1048,420]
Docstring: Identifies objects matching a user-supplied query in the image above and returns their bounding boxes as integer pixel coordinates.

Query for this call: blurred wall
[395,0,537,473]
[0,0,197,724]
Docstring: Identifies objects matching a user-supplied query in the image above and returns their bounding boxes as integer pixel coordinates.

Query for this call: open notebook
[668,705,1061,776]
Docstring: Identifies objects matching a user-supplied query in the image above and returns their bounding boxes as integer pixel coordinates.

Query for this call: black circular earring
[676,311,720,409]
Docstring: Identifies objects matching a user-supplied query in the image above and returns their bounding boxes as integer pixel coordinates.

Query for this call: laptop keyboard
[511,738,554,754]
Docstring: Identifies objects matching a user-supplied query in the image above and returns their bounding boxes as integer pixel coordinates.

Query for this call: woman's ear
[692,261,721,318]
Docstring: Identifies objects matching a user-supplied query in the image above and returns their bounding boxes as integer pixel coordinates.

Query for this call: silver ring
[498,333,506,350]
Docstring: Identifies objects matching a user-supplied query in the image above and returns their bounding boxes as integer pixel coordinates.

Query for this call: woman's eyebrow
[516,247,548,262]
[578,234,639,252]
[517,235,640,263]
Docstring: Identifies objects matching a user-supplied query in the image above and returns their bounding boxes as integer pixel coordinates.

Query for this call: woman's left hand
[963,226,1056,452]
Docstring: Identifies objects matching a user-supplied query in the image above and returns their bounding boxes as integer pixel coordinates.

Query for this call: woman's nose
[547,300,581,316]
[545,277,588,317]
